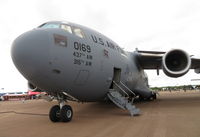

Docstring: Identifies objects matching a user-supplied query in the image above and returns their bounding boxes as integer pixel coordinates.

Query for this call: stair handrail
[113,81,129,96]
[120,81,136,96]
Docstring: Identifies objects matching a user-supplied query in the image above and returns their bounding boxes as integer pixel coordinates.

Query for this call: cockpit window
[38,23,85,38]
[73,28,85,38]
[39,23,60,29]
[61,24,72,33]
[120,48,126,55]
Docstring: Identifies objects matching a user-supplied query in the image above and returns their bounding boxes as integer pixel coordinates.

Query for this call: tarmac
[1,91,200,137]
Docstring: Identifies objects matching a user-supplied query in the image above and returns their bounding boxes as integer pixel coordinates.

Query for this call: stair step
[125,102,140,116]
[107,89,140,116]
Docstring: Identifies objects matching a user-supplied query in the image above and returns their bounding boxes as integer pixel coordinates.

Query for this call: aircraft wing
[136,50,165,69]
[191,58,200,69]
[136,49,200,77]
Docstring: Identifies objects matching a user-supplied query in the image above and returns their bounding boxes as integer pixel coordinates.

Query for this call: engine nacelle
[195,68,200,74]
[162,49,191,77]
[28,82,42,92]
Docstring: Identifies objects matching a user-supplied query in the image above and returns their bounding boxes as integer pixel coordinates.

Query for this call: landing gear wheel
[60,105,73,122]
[49,105,60,122]
[153,93,157,100]
[149,92,156,101]
[138,95,144,101]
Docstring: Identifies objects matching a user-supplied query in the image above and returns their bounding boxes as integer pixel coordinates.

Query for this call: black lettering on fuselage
[90,34,124,54]
[74,42,91,53]
[106,41,115,49]
[99,38,104,45]
[91,35,104,46]
[91,35,98,43]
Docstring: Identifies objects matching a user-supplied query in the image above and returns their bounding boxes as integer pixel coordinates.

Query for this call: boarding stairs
[107,81,140,116]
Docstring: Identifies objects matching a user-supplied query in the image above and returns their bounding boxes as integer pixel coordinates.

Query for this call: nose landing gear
[49,104,73,122]
[49,94,73,123]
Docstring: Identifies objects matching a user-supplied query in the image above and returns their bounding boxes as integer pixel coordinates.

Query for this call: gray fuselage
[11,21,152,102]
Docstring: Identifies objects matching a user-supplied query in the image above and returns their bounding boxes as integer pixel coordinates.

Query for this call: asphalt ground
[1,91,200,137]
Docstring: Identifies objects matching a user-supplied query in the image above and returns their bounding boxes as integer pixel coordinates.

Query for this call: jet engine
[28,82,42,92]
[162,49,191,77]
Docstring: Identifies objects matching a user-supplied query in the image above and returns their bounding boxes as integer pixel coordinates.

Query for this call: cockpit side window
[61,24,72,33]
[72,27,85,38]
[39,23,60,29]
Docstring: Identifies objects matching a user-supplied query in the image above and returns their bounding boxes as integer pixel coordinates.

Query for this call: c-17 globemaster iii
[11,21,200,122]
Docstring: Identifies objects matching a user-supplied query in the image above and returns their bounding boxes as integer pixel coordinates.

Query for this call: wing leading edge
[135,49,200,77]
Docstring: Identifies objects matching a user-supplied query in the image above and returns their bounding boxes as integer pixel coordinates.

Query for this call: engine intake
[162,49,191,77]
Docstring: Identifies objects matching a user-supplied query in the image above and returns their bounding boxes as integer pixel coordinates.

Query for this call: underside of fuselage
[26,49,153,102]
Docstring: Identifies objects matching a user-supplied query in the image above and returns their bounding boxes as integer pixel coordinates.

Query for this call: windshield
[38,23,85,38]
[39,23,60,29]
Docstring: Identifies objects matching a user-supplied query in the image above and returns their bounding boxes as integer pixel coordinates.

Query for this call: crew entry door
[110,67,121,89]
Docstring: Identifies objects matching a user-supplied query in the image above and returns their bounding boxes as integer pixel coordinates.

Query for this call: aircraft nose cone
[11,29,50,82]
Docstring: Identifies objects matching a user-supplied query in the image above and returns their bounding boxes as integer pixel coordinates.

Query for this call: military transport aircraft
[11,21,200,122]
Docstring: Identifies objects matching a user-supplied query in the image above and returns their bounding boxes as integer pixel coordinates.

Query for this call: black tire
[153,93,157,100]
[60,105,73,122]
[148,92,156,101]
[138,95,144,101]
[49,105,60,122]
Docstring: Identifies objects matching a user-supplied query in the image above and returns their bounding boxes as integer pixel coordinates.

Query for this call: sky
[0,0,200,92]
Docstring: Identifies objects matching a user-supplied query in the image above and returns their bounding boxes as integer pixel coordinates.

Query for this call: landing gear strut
[49,95,73,122]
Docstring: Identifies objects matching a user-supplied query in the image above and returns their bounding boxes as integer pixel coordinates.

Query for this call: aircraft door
[110,67,121,89]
